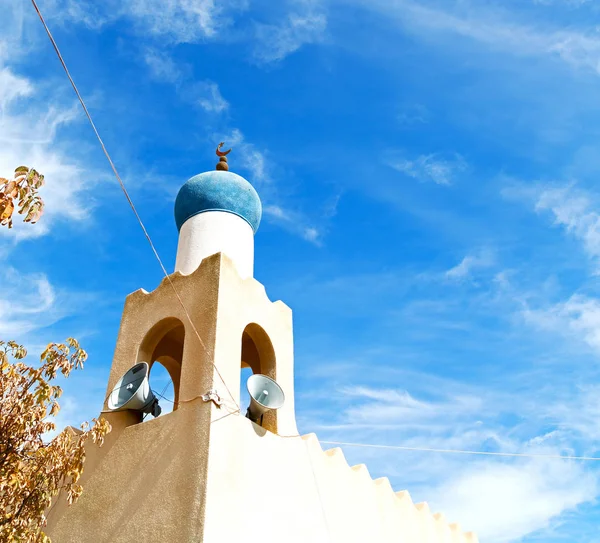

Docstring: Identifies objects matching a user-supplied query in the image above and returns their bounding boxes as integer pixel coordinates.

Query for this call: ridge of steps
[301,433,479,543]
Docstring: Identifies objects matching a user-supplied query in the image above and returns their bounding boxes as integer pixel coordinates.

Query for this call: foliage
[0,339,112,542]
[0,166,45,229]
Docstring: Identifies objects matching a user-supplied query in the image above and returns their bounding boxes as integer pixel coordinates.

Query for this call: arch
[241,323,276,378]
[138,317,185,410]
[148,362,175,416]
[240,323,278,432]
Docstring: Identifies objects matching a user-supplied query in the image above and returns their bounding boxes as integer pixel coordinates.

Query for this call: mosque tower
[45,148,479,543]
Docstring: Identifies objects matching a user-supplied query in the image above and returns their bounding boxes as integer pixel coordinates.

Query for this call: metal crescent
[216,142,232,157]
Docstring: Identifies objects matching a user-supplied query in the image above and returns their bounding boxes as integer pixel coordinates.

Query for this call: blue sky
[4,0,600,540]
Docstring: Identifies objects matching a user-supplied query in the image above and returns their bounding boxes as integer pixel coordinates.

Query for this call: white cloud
[143,50,228,113]
[215,129,324,244]
[254,0,327,63]
[143,48,183,84]
[0,27,109,245]
[192,81,229,113]
[49,0,244,42]
[0,67,32,112]
[220,128,269,184]
[433,458,596,543]
[303,226,320,243]
[264,204,322,245]
[388,152,467,185]
[48,0,109,30]
[340,385,483,424]
[547,385,600,442]
[0,99,94,242]
[119,0,226,42]
[53,0,326,62]
[534,185,600,269]
[361,0,600,75]
[523,294,600,354]
[0,267,60,338]
[446,250,494,280]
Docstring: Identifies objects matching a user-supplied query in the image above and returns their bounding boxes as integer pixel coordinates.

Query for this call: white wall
[204,415,480,543]
[175,211,254,278]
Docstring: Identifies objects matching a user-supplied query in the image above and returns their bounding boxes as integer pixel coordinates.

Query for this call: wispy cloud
[94,0,235,42]
[387,152,467,185]
[254,0,327,63]
[220,128,269,185]
[523,294,600,354]
[534,185,600,270]
[190,81,229,113]
[216,129,326,244]
[445,249,495,280]
[264,204,322,245]
[143,49,228,113]
[0,62,101,244]
[433,457,596,543]
[125,0,233,41]
[340,385,483,426]
[0,266,89,342]
[143,48,183,84]
[361,0,600,75]
[0,66,32,112]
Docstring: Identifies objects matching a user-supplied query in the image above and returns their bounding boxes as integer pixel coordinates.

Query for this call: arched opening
[240,323,277,432]
[148,362,175,417]
[239,366,253,416]
[138,318,185,417]
[241,323,276,377]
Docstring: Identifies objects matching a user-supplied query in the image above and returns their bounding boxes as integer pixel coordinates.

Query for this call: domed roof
[174,170,262,233]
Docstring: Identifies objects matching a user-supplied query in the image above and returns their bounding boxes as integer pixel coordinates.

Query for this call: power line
[30,0,240,414]
[318,440,600,462]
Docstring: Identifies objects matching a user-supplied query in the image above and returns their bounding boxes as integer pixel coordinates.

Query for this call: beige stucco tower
[46,157,479,543]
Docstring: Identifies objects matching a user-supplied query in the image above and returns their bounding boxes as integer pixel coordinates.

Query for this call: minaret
[46,147,478,543]
[174,144,261,279]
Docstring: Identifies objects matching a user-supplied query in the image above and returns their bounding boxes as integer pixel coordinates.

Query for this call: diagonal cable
[30,0,240,413]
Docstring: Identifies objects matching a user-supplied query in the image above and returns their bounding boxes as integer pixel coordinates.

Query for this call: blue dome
[174,170,262,233]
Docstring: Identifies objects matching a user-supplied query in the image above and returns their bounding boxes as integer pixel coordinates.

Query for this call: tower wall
[47,404,478,542]
[175,211,255,278]
[204,415,479,543]
[45,254,478,543]
[46,405,211,542]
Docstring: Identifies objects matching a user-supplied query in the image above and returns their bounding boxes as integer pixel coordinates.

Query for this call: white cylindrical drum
[175,211,254,279]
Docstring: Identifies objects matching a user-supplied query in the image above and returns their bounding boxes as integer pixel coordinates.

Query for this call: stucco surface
[204,414,479,543]
[175,210,255,278]
[46,253,477,543]
[47,405,211,542]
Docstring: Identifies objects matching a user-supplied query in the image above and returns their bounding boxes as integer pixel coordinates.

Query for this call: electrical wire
[30,0,240,414]
[317,440,600,462]
[152,389,175,404]
[273,431,600,462]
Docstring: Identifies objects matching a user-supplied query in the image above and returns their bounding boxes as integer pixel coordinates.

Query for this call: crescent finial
[216,142,232,157]
[216,142,231,171]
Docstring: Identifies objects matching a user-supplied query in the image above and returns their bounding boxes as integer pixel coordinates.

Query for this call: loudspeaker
[107,362,161,417]
[245,374,285,425]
